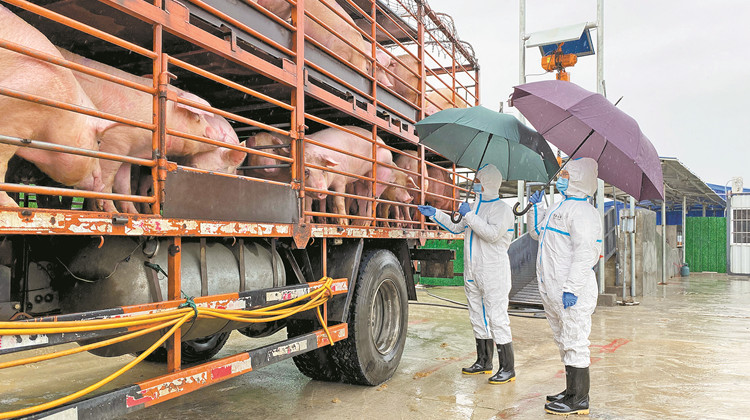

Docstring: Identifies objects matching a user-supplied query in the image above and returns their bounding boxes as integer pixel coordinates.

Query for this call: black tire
[143,331,231,364]
[287,319,342,382]
[238,320,285,339]
[332,249,409,386]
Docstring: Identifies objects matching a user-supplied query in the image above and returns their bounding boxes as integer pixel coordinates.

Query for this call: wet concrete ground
[2,272,750,419]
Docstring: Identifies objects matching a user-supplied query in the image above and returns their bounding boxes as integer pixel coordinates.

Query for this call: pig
[58,49,245,213]
[244,131,292,183]
[256,0,291,18]
[425,165,455,211]
[303,126,393,225]
[0,5,112,207]
[374,49,394,88]
[377,168,418,228]
[386,53,420,105]
[255,0,389,83]
[306,0,370,75]
[425,88,470,115]
[390,150,424,222]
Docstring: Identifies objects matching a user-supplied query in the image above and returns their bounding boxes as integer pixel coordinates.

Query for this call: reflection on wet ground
[1,273,749,419]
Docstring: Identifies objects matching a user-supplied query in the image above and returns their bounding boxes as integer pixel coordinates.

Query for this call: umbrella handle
[513,201,532,216]
[450,211,463,224]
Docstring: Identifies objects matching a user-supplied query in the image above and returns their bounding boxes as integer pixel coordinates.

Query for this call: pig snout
[305,168,328,199]
[397,189,413,203]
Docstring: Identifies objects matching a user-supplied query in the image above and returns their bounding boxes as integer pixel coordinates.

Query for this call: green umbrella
[415,105,559,221]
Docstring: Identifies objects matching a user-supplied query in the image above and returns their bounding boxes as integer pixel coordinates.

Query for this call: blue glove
[529,190,544,204]
[562,292,578,309]
[418,205,436,217]
[458,202,471,216]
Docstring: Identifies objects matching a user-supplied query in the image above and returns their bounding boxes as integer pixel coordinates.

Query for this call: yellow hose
[0,312,193,420]
[0,318,182,369]
[0,277,337,419]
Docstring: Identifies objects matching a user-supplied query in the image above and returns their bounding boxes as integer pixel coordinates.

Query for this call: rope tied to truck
[178,295,199,320]
[0,276,338,419]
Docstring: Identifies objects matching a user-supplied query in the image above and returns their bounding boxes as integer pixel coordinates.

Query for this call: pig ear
[95,117,121,136]
[272,135,292,155]
[407,176,418,189]
[223,141,247,166]
[246,135,256,148]
[323,157,340,167]
[176,91,214,118]
[205,125,218,141]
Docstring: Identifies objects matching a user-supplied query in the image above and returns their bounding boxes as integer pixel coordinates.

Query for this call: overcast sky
[425,0,750,189]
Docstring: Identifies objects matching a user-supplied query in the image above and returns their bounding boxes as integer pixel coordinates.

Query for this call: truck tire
[286,320,342,382]
[143,331,231,364]
[333,249,408,386]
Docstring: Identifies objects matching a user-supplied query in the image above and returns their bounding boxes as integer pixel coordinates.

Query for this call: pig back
[426,165,454,210]
[0,5,102,187]
[389,54,420,104]
[425,88,470,115]
[306,126,389,177]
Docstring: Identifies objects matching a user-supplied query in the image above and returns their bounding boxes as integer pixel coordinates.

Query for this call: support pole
[682,195,687,264]
[519,0,526,87]
[167,236,182,372]
[661,199,667,284]
[549,184,555,205]
[629,196,636,297]
[597,179,605,293]
[518,0,526,124]
[596,0,605,95]
[517,180,525,237]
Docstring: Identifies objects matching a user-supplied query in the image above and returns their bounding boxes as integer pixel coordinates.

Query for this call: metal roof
[652,158,725,208]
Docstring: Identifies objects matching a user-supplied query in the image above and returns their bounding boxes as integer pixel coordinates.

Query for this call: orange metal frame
[0,0,479,238]
[0,0,481,415]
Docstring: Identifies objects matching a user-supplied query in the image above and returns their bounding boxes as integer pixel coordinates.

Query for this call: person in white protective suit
[417,163,516,385]
[526,157,602,416]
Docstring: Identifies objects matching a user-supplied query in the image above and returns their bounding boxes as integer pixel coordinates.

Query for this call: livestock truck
[0,0,479,417]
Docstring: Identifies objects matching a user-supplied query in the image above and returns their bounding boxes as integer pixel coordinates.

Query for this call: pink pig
[387,53,420,105]
[303,126,393,225]
[244,131,292,183]
[385,149,425,224]
[256,0,393,86]
[58,49,245,213]
[377,167,418,227]
[425,88,470,116]
[0,5,112,207]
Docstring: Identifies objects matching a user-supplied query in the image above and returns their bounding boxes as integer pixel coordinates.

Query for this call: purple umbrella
[510,80,664,214]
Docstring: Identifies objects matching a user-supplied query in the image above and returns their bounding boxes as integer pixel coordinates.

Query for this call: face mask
[472,183,483,193]
[556,177,569,195]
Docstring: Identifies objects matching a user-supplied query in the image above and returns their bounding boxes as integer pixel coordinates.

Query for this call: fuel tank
[60,237,285,356]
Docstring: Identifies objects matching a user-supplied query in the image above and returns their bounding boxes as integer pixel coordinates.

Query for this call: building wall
[605,208,683,298]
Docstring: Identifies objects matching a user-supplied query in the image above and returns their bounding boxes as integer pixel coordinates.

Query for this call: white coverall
[431,164,515,344]
[527,158,602,368]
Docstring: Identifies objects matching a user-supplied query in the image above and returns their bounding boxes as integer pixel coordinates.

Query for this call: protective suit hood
[565,158,598,198]
[476,163,502,200]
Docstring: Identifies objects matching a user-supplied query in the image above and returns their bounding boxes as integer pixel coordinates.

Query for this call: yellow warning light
[541,53,578,72]
[540,43,578,81]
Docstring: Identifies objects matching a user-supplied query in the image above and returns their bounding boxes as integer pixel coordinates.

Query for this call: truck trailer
[0,0,479,417]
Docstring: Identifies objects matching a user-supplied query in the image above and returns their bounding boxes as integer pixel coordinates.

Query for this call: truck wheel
[143,331,231,364]
[333,249,408,386]
[286,320,342,382]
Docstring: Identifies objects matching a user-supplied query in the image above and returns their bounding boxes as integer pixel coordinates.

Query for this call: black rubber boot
[546,365,572,402]
[488,342,516,384]
[462,338,494,374]
[545,366,590,415]
[546,389,567,403]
